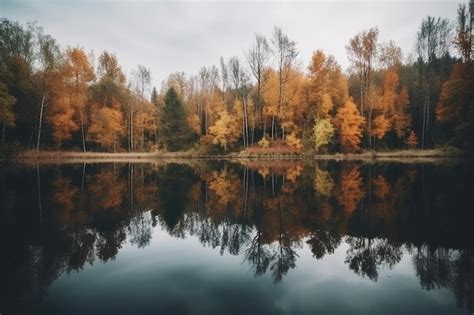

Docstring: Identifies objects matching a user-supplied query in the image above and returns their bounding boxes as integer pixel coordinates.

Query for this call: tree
[453,3,472,63]
[334,100,365,152]
[0,19,36,65]
[87,105,124,152]
[61,47,94,150]
[47,68,79,146]
[307,50,348,119]
[87,51,127,151]
[372,115,391,140]
[407,130,418,148]
[228,57,251,147]
[392,87,411,139]
[346,27,379,149]
[36,32,60,151]
[271,27,298,139]
[246,34,270,141]
[132,65,152,150]
[436,63,474,150]
[415,16,451,148]
[313,118,334,153]
[209,111,240,151]
[379,40,402,69]
[1,55,36,145]
[0,82,16,142]
[159,87,193,151]
[372,69,396,141]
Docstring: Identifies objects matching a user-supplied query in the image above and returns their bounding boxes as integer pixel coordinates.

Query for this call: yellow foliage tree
[87,103,125,151]
[313,118,334,152]
[285,131,303,151]
[209,110,241,150]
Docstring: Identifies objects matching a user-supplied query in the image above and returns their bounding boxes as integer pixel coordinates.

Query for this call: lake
[0,160,473,314]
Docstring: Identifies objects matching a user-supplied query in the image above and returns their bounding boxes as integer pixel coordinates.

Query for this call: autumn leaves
[1,1,473,154]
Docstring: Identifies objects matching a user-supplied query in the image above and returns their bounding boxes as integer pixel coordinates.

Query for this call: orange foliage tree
[63,47,95,151]
[334,100,365,152]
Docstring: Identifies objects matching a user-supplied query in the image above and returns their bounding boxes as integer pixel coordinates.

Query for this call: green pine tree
[159,87,194,151]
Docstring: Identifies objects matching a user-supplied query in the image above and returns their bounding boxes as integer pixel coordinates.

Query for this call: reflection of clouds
[2,161,474,313]
[2,1,458,88]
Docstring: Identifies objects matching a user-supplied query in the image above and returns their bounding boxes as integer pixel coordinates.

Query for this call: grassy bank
[1,147,464,164]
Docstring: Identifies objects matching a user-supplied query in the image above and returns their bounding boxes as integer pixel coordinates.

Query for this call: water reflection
[0,160,473,313]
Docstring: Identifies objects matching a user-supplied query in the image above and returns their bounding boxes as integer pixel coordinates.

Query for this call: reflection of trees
[412,246,474,312]
[1,161,474,312]
[345,237,402,281]
[313,165,334,198]
[335,165,364,214]
[129,212,153,248]
[307,230,341,259]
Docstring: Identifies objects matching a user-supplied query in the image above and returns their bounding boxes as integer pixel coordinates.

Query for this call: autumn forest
[1,2,473,156]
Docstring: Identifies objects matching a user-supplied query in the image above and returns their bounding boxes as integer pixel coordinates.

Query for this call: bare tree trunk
[242,111,246,147]
[243,95,250,147]
[263,118,267,139]
[271,116,275,140]
[1,123,5,143]
[36,94,46,152]
[368,104,373,150]
[140,102,144,151]
[80,111,87,152]
[205,110,208,135]
[130,101,134,152]
[251,118,256,145]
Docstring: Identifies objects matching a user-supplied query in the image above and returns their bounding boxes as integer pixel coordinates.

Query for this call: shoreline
[0,148,464,164]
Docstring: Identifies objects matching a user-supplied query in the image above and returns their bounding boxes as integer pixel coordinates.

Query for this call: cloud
[1,0,458,90]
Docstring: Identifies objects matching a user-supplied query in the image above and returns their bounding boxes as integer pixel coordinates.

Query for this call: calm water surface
[0,160,473,314]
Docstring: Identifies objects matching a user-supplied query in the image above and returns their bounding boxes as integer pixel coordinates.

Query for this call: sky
[1,0,460,91]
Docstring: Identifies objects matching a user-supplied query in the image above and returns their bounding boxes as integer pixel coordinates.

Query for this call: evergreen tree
[159,87,193,151]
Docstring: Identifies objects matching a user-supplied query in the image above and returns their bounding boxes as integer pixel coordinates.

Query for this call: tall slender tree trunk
[140,102,144,151]
[263,119,267,139]
[1,123,5,143]
[80,111,87,152]
[271,116,275,140]
[242,110,246,147]
[251,118,256,145]
[242,92,250,147]
[368,105,373,150]
[130,101,134,152]
[36,94,46,152]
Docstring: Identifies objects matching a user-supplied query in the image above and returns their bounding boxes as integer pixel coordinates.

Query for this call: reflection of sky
[41,220,466,315]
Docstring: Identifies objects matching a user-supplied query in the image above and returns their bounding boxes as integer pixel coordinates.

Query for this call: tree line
[0,2,473,154]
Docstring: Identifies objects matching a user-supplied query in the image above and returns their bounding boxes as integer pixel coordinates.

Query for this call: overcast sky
[1,0,459,90]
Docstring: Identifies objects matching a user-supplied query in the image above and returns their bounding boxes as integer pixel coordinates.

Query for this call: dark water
[0,160,473,314]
